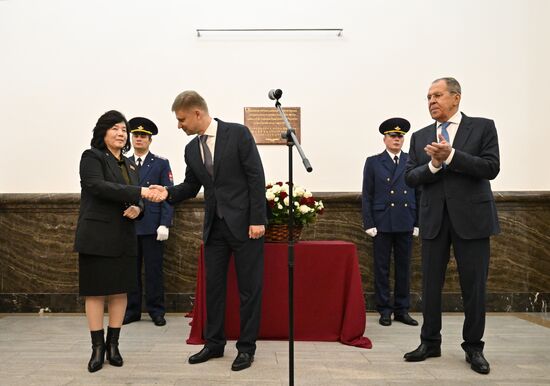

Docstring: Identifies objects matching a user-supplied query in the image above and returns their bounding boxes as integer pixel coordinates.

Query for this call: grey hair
[433,77,461,95]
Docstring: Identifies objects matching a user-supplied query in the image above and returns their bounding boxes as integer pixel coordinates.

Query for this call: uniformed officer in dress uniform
[362,117,419,327]
[123,117,174,326]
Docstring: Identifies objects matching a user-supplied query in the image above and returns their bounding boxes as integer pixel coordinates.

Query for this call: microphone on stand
[268,89,283,100]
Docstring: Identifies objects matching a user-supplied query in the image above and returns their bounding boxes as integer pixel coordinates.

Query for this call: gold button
[391,203,395,207]
[390,190,394,194]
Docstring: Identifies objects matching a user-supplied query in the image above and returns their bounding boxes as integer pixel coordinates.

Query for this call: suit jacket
[362,151,417,232]
[130,152,174,236]
[405,113,500,240]
[74,148,143,257]
[167,119,266,242]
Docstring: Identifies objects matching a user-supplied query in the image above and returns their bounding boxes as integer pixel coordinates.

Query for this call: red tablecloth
[186,241,372,349]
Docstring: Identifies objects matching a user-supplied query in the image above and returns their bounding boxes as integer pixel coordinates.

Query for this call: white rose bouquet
[265,181,324,226]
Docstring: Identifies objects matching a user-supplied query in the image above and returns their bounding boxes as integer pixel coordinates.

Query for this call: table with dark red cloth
[186,241,372,349]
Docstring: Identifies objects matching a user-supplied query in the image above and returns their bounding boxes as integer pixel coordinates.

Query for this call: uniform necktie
[200,135,214,176]
[440,121,451,143]
[136,157,142,172]
[393,155,399,174]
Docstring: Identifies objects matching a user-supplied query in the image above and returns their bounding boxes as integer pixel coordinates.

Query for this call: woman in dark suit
[74,110,148,372]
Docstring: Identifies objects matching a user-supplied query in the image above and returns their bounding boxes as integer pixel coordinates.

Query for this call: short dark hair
[433,77,462,95]
[90,110,131,154]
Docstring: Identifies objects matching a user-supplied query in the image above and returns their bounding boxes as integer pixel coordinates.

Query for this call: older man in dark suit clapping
[404,77,500,375]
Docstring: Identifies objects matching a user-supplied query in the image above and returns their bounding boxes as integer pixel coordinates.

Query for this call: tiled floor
[1,313,549,385]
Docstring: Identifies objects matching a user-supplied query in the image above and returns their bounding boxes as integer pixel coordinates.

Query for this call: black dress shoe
[152,315,166,326]
[465,351,490,374]
[188,347,224,364]
[231,352,254,371]
[123,314,141,325]
[404,343,441,361]
[379,315,392,326]
[394,313,419,326]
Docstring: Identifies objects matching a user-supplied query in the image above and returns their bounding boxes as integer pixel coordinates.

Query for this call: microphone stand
[273,98,312,386]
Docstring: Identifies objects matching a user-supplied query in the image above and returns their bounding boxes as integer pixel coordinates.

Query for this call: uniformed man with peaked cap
[123,117,174,327]
[362,117,419,327]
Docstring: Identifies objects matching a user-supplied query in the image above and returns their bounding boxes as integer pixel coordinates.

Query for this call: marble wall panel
[1,192,549,313]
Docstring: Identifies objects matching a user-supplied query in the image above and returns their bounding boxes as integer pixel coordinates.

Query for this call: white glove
[365,227,377,237]
[413,227,419,237]
[156,225,169,241]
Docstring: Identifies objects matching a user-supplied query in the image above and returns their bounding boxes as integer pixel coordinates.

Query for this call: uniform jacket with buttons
[362,151,417,232]
[74,147,144,257]
[129,152,174,236]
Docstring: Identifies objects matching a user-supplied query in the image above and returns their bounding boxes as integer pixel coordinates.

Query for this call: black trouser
[373,231,413,316]
[420,208,490,353]
[126,235,165,318]
[204,217,264,355]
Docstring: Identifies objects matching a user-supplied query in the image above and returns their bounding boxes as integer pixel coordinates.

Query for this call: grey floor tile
[0,313,549,385]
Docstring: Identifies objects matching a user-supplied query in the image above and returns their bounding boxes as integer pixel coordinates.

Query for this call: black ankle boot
[106,326,123,367]
[88,329,105,373]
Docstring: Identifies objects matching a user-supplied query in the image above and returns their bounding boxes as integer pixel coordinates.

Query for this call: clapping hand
[424,134,452,167]
[141,186,168,202]
[123,205,141,219]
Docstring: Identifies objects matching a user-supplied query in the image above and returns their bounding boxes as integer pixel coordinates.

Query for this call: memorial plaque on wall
[244,107,301,145]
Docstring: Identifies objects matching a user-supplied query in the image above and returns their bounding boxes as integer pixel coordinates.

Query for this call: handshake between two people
[141,185,169,203]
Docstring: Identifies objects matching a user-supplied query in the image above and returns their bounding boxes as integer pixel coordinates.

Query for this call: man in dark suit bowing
[123,117,174,327]
[362,118,419,327]
[150,90,266,371]
[404,77,500,375]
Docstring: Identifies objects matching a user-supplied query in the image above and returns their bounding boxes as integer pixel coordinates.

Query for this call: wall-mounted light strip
[196,28,343,37]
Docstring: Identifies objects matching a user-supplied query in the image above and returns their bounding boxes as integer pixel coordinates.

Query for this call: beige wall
[1,0,549,192]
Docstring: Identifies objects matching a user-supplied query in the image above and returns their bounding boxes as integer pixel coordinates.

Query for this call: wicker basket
[265,224,303,243]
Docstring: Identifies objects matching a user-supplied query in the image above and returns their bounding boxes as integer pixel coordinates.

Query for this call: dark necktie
[200,135,214,176]
[393,155,399,174]
[440,121,451,143]
[136,157,142,172]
